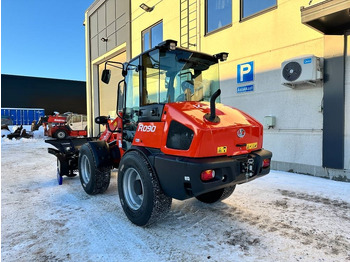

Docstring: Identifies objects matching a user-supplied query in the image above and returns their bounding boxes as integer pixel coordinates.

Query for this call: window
[241,0,277,19]
[123,59,140,148]
[142,22,163,51]
[124,58,140,121]
[206,0,232,34]
[140,48,220,105]
[142,50,162,105]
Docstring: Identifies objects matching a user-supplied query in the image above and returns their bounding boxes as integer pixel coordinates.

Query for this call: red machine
[46,40,272,226]
[43,113,87,139]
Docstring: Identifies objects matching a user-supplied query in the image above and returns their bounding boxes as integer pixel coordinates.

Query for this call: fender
[122,146,166,191]
[123,146,160,169]
[86,141,113,168]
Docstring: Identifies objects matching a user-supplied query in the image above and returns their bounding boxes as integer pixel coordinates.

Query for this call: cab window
[124,59,140,123]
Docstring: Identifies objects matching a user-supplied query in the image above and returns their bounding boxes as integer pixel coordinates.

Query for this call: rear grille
[166,121,194,150]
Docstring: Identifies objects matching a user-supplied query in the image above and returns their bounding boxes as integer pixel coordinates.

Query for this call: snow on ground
[1,125,45,140]
[1,138,350,262]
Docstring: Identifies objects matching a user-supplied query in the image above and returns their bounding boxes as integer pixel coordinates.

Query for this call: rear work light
[201,170,215,181]
[262,159,271,168]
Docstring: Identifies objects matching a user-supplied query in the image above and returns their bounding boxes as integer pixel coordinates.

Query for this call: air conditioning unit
[281,55,323,87]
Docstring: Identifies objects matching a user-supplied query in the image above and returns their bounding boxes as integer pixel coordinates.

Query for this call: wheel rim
[80,155,91,184]
[123,167,144,210]
[57,131,65,139]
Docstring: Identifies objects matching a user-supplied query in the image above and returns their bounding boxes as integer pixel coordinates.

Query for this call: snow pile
[33,126,45,139]
[1,125,46,141]
[1,128,11,138]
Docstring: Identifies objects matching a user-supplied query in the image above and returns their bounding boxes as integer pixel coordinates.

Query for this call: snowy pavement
[1,138,350,262]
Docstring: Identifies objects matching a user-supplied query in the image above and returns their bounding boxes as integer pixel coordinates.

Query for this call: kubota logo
[138,124,156,132]
[237,128,246,138]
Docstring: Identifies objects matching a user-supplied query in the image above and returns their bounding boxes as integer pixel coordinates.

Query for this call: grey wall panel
[88,0,128,60]
[116,26,126,46]
[107,22,116,37]
[106,0,116,26]
[323,56,345,169]
[116,0,127,18]
[116,13,126,28]
[90,12,98,38]
[97,5,106,33]
[91,35,99,61]
[98,29,107,55]
[107,33,116,52]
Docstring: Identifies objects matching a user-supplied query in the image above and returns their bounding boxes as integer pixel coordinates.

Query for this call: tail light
[201,170,215,181]
[262,159,271,168]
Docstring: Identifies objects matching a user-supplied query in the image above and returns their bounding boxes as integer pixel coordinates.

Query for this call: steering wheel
[176,81,194,102]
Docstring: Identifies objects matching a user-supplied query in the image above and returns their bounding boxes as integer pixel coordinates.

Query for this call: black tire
[78,143,111,195]
[55,129,67,139]
[118,151,172,226]
[195,185,236,204]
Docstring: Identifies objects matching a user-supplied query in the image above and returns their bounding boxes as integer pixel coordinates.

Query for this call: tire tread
[79,143,110,195]
[118,151,172,226]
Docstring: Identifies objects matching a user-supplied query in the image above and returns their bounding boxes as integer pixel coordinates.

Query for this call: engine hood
[161,102,264,158]
[167,101,257,127]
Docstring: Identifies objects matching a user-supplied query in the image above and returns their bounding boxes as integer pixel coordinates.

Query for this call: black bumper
[154,149,272,200]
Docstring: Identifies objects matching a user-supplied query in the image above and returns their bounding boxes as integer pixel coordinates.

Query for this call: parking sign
[237,61,254,83]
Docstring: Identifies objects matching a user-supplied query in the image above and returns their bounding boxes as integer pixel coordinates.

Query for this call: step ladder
[180,0,197,49]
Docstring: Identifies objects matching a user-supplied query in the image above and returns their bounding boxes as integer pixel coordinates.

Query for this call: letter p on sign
[237,61,254,83]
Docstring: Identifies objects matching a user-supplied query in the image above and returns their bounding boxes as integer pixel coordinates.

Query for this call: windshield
[141,49,220,105]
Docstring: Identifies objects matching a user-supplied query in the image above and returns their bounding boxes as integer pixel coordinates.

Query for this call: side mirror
[101,69,111,84]
[95,116,109,125]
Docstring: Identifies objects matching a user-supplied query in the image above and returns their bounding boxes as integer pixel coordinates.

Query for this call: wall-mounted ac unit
[281,55,323,87]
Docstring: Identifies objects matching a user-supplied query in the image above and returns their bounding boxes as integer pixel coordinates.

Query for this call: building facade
[85,0,350,180]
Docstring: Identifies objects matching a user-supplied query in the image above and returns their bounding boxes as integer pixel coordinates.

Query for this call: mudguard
[86,141,113,168]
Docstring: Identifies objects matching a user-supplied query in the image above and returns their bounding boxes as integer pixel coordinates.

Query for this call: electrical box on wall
[264,116,276,129]
[281,55,323,88]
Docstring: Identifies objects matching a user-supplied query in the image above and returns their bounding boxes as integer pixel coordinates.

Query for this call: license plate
[246,142,257,150]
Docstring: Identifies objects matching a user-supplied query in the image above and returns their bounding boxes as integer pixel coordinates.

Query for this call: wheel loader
[46,40,272,226]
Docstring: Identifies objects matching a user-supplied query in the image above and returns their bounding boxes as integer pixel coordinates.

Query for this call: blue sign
[304,58,312,64]
[237,85,254,93]
[237,61,254,83]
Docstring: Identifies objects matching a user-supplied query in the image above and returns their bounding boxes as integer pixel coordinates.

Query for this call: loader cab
[139,41,221,105]
[102,40,227,149]
[122,42,222,109]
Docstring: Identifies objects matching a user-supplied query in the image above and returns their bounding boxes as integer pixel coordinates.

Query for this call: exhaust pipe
[204,89,221,123]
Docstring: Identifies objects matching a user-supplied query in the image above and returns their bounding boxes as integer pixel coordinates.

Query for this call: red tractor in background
[44,113,87,139]
[46,40,272,226]
[33,112,87,139]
